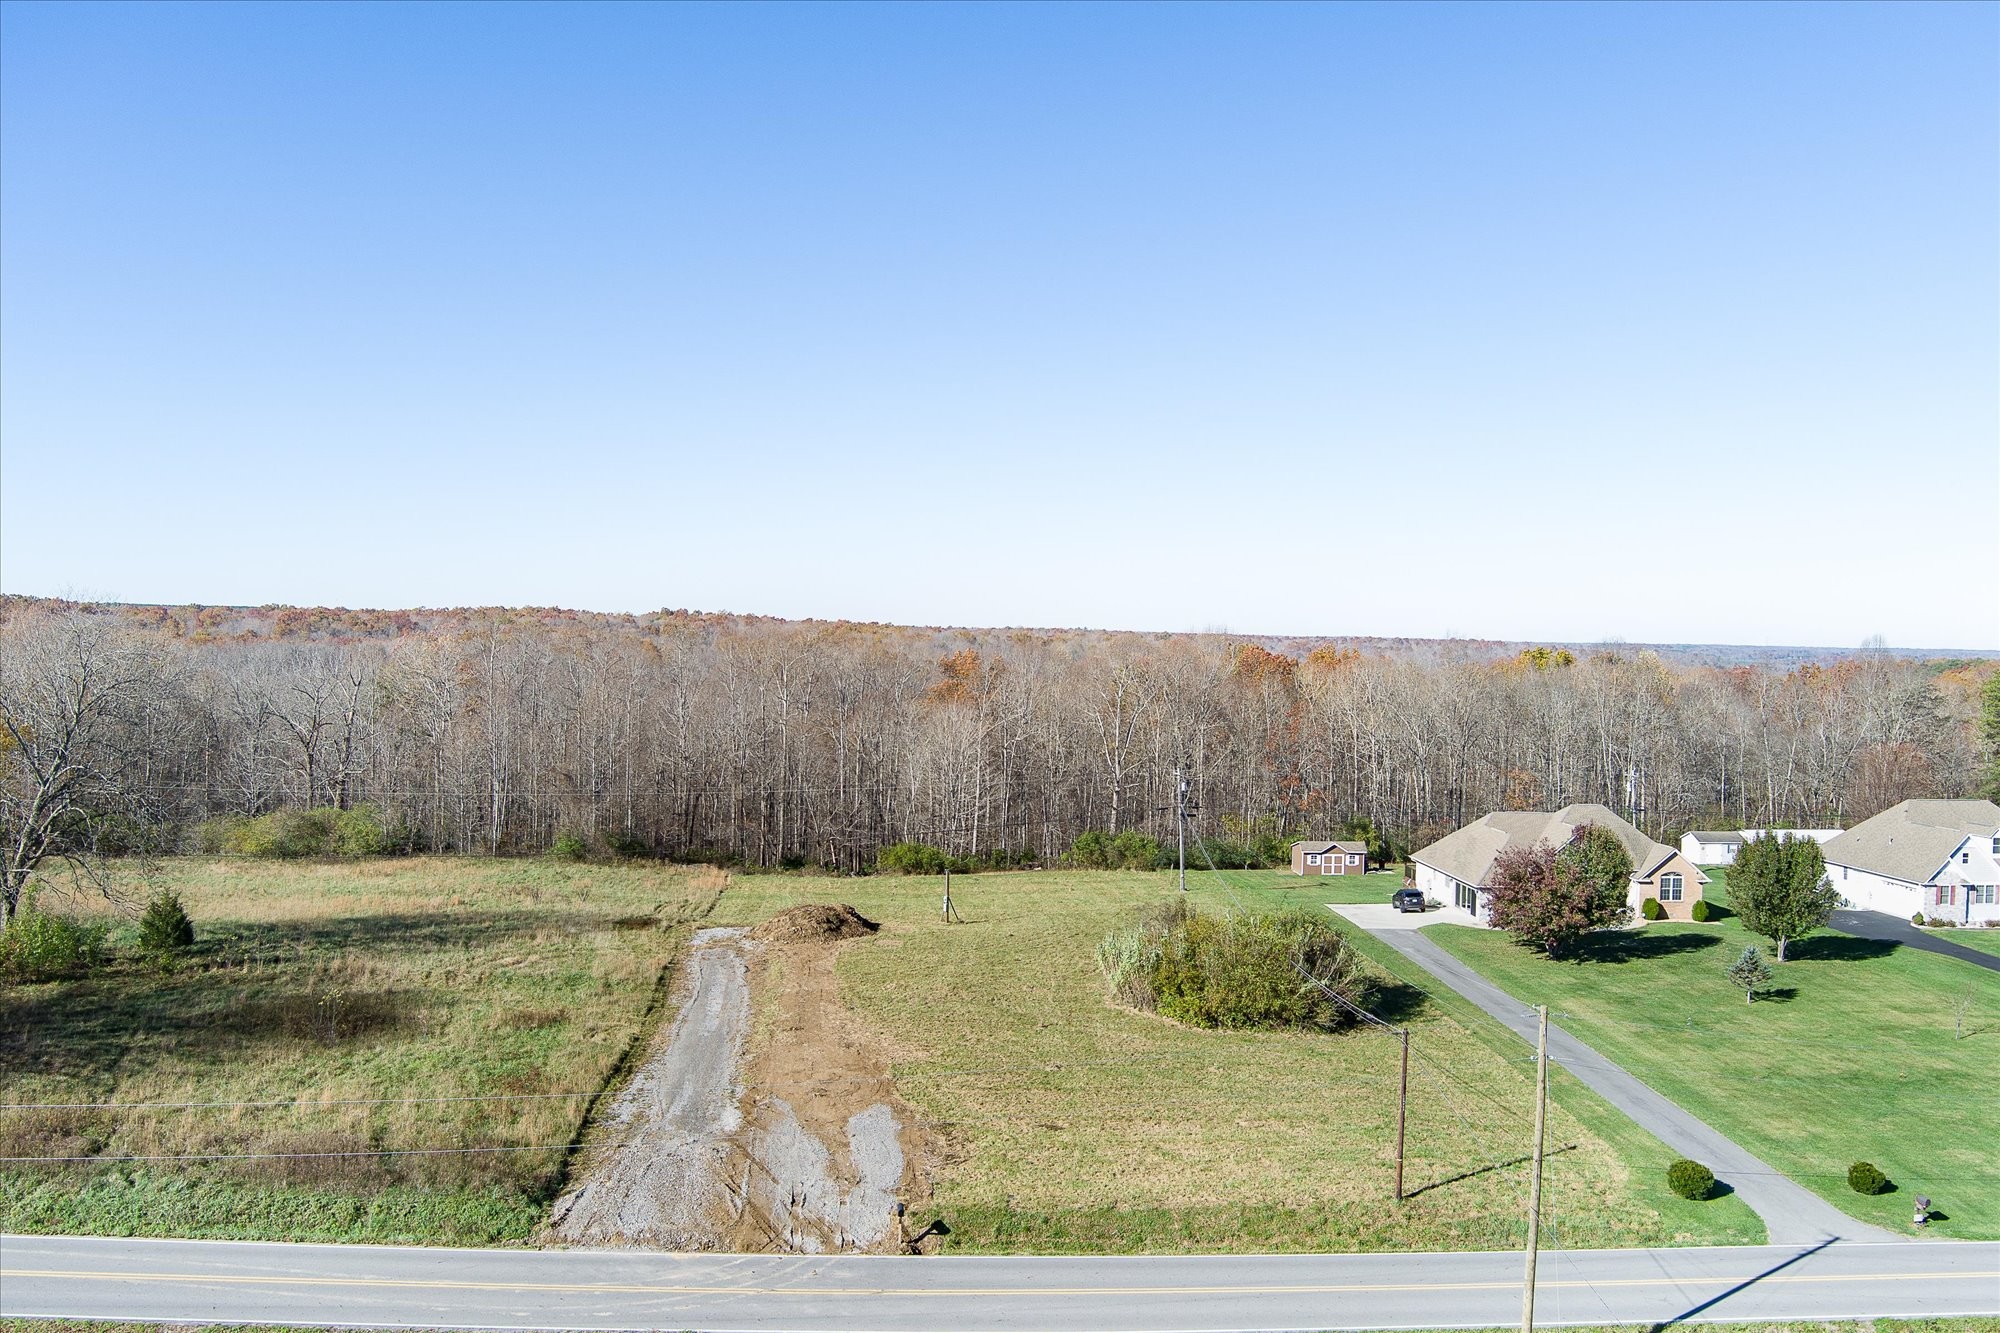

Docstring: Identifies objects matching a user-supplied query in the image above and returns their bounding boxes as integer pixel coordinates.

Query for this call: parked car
[1392,888,1427,913]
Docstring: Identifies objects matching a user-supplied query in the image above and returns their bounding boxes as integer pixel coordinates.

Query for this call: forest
[3,595,1994,886]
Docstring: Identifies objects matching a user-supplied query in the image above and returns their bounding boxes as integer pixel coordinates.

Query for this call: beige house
[1411,803,1708,925]
[1291,840,1368,876]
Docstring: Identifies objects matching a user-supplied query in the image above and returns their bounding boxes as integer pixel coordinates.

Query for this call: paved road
[1329,911,1901,1246]
[1831,908,2000,974]
[3,1233,1995,1331]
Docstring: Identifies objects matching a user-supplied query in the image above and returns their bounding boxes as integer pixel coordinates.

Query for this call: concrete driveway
[1326,902,1445,931]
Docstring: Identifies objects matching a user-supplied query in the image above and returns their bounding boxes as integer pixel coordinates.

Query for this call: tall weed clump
[195,806,388,858]
[1098,900,1372,1031]
[0,896,109,982]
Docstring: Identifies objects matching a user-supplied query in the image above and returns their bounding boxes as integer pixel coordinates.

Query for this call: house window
[1973,886,1997,906]
[1305,854,1319,865]
[1991,836,1999,856]
[1347,854,1362,866]
[1937,886,1957,906]
[1456,882,1477,912]
[1963,851,1972,864]
[1660,873,1684,902]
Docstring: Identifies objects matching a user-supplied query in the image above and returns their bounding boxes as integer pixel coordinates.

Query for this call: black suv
[1391,888,1427,913]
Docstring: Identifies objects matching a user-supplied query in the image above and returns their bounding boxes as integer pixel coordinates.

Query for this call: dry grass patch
[0,856,715,1243]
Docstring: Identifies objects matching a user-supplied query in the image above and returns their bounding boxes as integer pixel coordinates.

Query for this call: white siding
[1412,862,1485,925]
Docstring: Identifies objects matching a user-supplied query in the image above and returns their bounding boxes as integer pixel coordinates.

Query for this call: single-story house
[1681,831,1745,866]
[1292,840,1368,876]
[1821,799,2000,925]
[1412,803,1708,925]
[1680,828,1843,866]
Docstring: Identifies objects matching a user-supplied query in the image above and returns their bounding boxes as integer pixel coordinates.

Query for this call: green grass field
[1418,867,2000,1239]
[1931,927,2000,958]
[715,864,1760,1252]
[0,857,1764,1252]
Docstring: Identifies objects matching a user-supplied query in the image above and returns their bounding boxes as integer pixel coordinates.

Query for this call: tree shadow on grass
[0,908,601,1085]
[1567,931,1725,965]
[1789,935,1898,963]
[1367,980,1429,1027]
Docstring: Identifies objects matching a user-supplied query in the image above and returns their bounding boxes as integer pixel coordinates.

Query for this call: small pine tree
[1725,946,1773,1004]
[138,890,196,956]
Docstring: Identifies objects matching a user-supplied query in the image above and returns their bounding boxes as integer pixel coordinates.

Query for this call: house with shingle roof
[1411,803,1707,925]
[1822,799,2000,925]
[1681,827,1842,866]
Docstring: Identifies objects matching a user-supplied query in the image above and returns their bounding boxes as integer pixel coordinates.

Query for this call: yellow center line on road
[2,1268,1988,1299]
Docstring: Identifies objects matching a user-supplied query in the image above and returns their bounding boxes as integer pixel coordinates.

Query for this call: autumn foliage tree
[1484,824,1634,958]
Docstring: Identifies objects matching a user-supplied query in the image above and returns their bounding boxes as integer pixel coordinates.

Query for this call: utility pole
[1394,1026,1410,1202]
[1172,761,1197,893]
[1521,1004,1549,1333]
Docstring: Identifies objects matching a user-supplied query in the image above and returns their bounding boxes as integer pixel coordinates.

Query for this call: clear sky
[3,1,1995,649]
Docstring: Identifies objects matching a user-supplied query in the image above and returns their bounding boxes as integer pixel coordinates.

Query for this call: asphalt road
[4,1233,1997,1331]
[1329,912,1899,1245]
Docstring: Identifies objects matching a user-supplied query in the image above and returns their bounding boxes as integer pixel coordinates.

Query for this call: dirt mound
[751,903,880,946]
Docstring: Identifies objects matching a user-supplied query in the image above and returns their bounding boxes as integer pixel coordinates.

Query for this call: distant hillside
[3,593,1991,668]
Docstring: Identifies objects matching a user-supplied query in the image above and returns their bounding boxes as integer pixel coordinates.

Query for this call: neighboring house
[1411,803,1709,925]
[1291,840,1369,876]
[1821,799,2000,926]
[1680,828,1842,866]
[1681,831,1744,866]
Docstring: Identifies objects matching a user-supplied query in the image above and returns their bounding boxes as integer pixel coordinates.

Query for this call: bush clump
[138,890,196,958]
[1667,1158,1715,1201]
[1689,898,1713,922]
[1640,896,1665,921]
[874,841,970,875]
[0,899,109,982]
[548,831,588,862]
[1848,1161,1889,1195]
[1066,830,1164,871]
[1098,899,1372,1031]
[195,805,388,859]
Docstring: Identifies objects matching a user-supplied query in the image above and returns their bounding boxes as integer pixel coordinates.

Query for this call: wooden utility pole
[1174,763,1190,893]
[1521,1004,1549,1333]
[1394,1026,1410,1202]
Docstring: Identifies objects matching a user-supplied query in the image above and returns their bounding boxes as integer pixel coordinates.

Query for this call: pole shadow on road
[1644,1237,1837,1331]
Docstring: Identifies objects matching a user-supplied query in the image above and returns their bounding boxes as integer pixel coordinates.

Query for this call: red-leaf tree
[1485,824,1634,958]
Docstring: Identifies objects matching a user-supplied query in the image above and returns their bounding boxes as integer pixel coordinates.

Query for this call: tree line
[3,597,1994,919]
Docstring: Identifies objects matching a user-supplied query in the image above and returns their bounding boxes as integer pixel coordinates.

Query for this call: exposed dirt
[722,916,936,1253]
[749,903,880,946]
[550,908,933,1254]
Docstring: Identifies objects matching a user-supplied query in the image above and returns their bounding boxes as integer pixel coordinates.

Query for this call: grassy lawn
[714,865,1762,1253]
[1,857,1764,1252]
[1419,866,2000,1240]
[1929,928,2000,958]
[0,858,710,1244]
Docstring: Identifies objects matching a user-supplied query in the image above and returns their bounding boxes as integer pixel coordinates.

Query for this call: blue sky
[3,1,1994,648]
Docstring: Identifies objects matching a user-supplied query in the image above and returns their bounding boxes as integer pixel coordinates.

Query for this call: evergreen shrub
[1666,1159,1715,1200]
[1847,1161,1889,1195]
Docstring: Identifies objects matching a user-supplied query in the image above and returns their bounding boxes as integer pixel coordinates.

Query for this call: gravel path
[550,927,752,1248]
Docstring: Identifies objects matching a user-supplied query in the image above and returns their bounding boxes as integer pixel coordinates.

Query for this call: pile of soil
[751,903,880,946]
